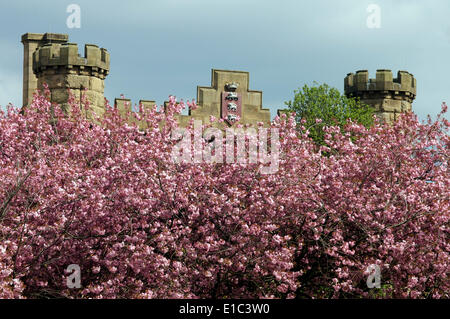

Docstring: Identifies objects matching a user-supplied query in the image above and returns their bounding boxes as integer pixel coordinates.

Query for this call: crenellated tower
[344,69,416,124]
[32,41,110,116]
[21,33,110,117]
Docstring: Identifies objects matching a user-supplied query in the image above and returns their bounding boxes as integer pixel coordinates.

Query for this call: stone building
[114,69,272,129]
[21,32,416,126]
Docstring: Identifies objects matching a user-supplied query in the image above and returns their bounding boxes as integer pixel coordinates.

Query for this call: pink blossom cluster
[0,89,448,299]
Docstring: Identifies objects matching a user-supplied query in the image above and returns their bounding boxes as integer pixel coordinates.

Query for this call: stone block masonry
[21,33,69,108]
[344,69,416,124]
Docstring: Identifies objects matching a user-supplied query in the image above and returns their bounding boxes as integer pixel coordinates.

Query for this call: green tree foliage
[284,82,374,146]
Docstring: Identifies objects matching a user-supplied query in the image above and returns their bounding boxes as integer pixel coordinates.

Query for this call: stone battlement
[33,43,110,79]
[344,69,416,101]
[21,32,69,44]
[344,69,417,123]
[114,98,157,113]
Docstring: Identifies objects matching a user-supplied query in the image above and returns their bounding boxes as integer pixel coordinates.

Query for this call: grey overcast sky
[1,0,449,121]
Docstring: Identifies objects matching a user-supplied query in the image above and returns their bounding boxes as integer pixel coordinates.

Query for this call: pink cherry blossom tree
[0,88,448,299]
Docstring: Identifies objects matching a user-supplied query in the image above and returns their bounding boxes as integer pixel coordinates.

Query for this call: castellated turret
[22,33,110,117]
[32,41,110,116]
[344,69,416,124]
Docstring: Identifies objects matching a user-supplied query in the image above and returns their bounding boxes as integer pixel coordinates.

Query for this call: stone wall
[114,69,272,128]
[187,69,271,128]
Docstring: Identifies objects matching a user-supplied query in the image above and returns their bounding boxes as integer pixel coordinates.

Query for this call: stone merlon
[344,69,416,100]
[33,43,110,78]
